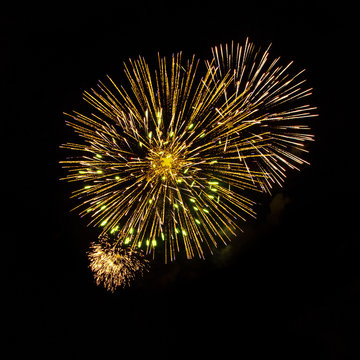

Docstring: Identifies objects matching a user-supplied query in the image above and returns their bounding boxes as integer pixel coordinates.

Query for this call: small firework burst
[88,235,150,291]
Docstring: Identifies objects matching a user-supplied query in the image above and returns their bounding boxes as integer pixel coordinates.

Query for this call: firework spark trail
[61,39,316,273]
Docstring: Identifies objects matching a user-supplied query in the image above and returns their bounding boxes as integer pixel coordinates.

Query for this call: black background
[9,2,359,359]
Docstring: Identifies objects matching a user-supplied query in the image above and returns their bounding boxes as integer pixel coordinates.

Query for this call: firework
[61,39,316,268]
[207,39,316,190]
[88,235,150,291]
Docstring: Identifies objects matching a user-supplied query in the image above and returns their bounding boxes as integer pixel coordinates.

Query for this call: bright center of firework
[160,154,173,168]
[148,148,183,180]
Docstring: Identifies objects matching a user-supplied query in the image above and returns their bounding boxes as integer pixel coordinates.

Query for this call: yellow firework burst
[88,235,150,292]
[208,39,316,189]
[61,39,316,265]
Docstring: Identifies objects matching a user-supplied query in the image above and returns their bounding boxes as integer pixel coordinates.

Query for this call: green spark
[110,226,119,234]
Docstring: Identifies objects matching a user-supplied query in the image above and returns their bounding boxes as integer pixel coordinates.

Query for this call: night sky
[9,2,359,359]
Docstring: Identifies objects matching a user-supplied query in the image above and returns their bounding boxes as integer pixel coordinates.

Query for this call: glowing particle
[113,225,119,231]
